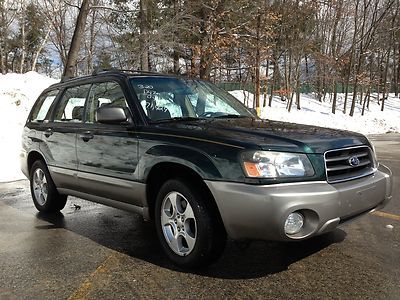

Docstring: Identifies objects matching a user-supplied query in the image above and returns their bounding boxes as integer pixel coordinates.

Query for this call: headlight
[241,151,315,178]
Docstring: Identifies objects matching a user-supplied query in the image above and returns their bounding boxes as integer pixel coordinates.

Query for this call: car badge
[348,156,360,167]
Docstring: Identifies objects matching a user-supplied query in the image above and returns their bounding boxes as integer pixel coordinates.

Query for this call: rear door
[76,81,141,205]
[21,89,60,177]
[40,84,91,190]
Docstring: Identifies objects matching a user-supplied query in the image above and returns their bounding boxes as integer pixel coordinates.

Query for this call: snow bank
[229,91,400,135]
[0,72,57,182]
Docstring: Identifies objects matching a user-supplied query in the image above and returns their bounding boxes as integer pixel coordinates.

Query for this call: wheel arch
[27,150,47,174]
[145,162,224,230]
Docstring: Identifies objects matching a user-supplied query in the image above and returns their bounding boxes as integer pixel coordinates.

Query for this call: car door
[76,80,142,206]
[40,84,91,190]
[22,89,59,177]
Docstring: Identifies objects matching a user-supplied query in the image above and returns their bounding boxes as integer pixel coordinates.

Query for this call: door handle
[44,128,53,137]
[80,131,94,142]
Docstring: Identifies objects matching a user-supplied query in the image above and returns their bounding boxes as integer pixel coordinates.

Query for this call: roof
[45,69,192,91]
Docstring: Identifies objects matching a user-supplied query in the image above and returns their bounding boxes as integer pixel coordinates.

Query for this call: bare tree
[0,0,19,74]
[63,0,91,78]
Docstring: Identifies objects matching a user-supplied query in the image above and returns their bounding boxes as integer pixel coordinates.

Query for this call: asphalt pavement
[0,134,399,299]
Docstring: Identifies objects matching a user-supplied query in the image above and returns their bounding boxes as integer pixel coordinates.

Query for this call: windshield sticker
[144,89,157,99]
[137,84,153,89]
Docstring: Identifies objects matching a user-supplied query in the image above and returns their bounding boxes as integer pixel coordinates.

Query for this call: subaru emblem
[348,156,360,167]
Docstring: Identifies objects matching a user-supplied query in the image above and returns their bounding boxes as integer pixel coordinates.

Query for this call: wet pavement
[0,134,399,299]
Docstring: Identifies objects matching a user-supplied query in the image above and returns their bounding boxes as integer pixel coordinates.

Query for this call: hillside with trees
[0,0,399,114]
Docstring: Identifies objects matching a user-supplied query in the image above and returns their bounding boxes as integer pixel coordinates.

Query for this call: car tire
[155,179,226,268]
[29,160,67,213]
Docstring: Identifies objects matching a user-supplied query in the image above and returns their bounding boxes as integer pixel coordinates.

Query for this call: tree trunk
[139,0,150,72]
[31,29,51,71]
[0,6,5,74]
[199,54,211,79]
[361,84,370,116]
[19,4,26,74]
[86,8,97,74]
[263,60,269,107]
[190,48,195,76]
[348,0,361,116]
[295,57,301,110]
[63,0,91,79]
[344,0,359,114]
[381,48,391,111]
[269,55,278,107]
[254,14,261,115]
[332,81,337,114]
[0,41,5,74]
[394,44,399,97]
[396,45,400,97]
[173,50,179,74]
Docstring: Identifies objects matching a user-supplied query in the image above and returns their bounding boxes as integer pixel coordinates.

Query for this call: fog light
[284,212,304,235]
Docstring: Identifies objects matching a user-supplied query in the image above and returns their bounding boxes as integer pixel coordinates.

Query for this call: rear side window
[53,85,91,122]
[30,90,59,122]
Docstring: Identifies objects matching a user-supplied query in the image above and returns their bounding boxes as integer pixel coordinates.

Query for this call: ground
[0,134,399,300]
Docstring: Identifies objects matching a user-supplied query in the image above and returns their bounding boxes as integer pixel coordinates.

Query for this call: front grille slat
[324,146,376,183]
[327,160,371,172]
[325,151,369,163]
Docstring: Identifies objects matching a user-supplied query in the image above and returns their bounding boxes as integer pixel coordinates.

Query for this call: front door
[76,81,141,206]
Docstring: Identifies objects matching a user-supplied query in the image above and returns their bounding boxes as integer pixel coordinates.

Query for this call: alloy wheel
[160,191,197,256]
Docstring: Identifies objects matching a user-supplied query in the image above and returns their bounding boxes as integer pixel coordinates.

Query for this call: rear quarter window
[30,89,59,122]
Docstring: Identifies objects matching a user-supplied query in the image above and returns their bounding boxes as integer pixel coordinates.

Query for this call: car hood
[151,118,370,154]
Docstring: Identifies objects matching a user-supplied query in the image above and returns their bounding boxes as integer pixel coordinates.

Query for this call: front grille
[324,146,376,183]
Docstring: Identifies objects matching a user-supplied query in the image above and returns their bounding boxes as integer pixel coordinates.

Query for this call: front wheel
[155,179,226,268]
[30,160,67,213]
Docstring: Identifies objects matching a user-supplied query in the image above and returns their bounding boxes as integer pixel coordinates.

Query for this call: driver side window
[86,82,128,123]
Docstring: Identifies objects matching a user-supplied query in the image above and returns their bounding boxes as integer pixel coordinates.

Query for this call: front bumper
[205,164,392,241]
[20,148,29,178]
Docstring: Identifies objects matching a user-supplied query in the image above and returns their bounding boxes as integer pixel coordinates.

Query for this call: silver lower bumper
[205,164,392,241]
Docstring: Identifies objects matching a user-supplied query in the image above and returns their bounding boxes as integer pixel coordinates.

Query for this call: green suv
[21,70,393,268]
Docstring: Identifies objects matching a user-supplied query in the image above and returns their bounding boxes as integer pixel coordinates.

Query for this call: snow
[0,72,58,182]
[229,91,400,134]
[0,72,398,183]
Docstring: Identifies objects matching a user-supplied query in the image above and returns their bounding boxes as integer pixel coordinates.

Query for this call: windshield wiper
[150,116,203,123]
[212,114,250,119]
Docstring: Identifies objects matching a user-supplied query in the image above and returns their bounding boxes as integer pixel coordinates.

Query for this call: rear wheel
[155,179,226,268]
[30,160,67,212]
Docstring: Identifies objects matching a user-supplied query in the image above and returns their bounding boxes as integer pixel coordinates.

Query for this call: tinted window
[86,82,128,123]
[130,78,252,121]
[54,85,91,122]
[30,90,59,122]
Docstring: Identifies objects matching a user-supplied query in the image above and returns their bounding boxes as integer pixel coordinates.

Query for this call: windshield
[130,77,254,122]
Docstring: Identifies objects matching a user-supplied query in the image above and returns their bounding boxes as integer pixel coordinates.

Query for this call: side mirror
[96,106,128,124]
[249,108,257,116]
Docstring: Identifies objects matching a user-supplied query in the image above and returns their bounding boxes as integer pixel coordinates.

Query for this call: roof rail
[91,67,118,75]
[60,75,72,83]
[91,68,162,76]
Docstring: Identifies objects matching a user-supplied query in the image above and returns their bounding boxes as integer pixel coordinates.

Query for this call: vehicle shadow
[197,229,346,279]
[36,208,346,280]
